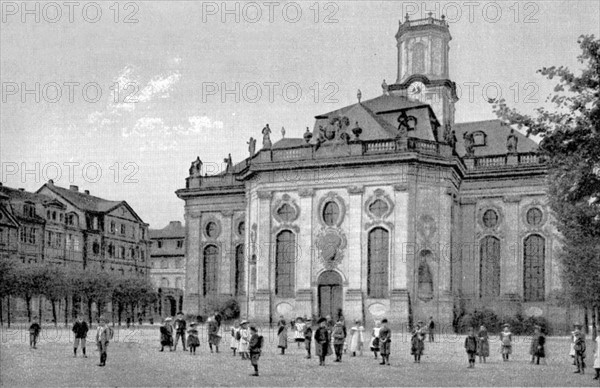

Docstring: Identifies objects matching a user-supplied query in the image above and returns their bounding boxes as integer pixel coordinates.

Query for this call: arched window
[412,42,426,74]
[524,234,545,302]
[368,227,389,298]
[161,259,168,269]
[480,236,501,298]
[203,245,219,296]
[418,250,434,301]
[275,230,296,298]
[323,202,340,226]
[161,277,169,288]
[235,244,245,296]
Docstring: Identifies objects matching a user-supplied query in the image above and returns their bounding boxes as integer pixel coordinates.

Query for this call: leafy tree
[494,35,600,331]
[41,264,71,326]
[0,257,17,327]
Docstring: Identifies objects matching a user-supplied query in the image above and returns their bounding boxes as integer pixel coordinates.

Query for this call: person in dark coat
[248,326,263,376]
[427,316,435,342]
[465,327,478,368]
[378,318,392,366]
[332,321,346,362]
[29,316,41,349]
[530,325,546,365]
[303,318,313,359]
[277,318,288,355]
[314,318,331,366]
[72,315,89,357]
[574,329,587,374]
[159,317,173,351]
[187,322,200,355]
[173,312,187,351]
[207,315,221,353]
[411,321,426,363]
[477,325,490,363]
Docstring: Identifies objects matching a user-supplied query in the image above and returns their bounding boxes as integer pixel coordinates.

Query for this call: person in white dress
[238,320,250,360]
[294,317,306,348]
[349,320,365,357]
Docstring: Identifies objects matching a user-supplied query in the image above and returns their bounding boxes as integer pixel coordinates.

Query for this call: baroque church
[176,15,567,330]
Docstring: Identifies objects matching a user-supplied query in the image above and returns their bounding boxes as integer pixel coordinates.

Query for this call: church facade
[176,15,568,330]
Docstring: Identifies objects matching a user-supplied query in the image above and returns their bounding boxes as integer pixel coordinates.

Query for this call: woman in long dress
[349,320,365,357]
[159,317,173,352]
[477,325,490,363]
[207,316,221,353]
[500,324,513,361]
[277,318,288,355]
[238,320,250,359]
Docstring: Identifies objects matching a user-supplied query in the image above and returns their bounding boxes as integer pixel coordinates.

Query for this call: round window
[526,208,543,226]
[277,204,295,222]
[483,209,498,228]
[323,201,340,226]
[205,222,219,238]
[369,199,389,218]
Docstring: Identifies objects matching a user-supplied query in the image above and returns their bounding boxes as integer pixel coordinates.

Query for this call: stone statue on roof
[506,128,518,153]
[189,157,202,177]
[382,79,389,95]
[262,124,272,149]
[224,153,233,173]
[247,137,256,157]
[281,126,286,138]
[463,132,475,156]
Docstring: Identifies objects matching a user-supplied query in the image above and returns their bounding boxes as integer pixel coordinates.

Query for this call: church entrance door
[318,271,343,319]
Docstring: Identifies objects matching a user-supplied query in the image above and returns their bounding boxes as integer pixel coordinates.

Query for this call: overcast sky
[1,1,599,229]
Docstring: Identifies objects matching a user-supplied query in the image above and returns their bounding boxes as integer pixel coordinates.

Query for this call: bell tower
[389,12,458,128]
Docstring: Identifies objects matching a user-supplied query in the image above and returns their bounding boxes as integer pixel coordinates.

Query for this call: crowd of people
[22,313,600,380]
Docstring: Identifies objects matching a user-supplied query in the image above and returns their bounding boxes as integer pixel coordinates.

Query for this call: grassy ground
[0,324,598,387]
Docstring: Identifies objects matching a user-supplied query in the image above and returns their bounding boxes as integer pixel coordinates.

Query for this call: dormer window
[472,131,487,146]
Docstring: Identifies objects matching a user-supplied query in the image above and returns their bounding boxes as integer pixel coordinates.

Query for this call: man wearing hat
[173,312,187,351]
[95,317,113,367]
[314,318,331,366]
[248,325,263,376]
[573,325,587,374]
[379,318,392,365]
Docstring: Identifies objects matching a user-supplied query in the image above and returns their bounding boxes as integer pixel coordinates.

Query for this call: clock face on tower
[409,81,425,98]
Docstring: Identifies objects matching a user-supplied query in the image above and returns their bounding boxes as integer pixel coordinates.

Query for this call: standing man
[96,317,114,367]
[428,316,435,343]
[173,312,187,351]
[28,316,41,349]
[248,326,263,377]
[314,318,331,366]
[72,315,89,358]
[379,318,392,366]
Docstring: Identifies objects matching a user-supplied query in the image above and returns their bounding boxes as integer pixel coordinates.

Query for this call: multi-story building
[0,180,150,276]
[149,221,186,316]
[176,15,578,331]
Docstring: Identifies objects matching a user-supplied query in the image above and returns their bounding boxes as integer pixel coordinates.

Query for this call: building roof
[272,138,306,149]
[0,185,53,204]
[39,183,122,213]
[150,221,185,239]
[453,120,539,156]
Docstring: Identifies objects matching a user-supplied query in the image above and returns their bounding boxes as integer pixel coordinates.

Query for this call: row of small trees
[0,257,157,327]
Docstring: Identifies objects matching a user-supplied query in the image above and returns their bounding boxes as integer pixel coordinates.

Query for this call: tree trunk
[7,296,11,328]
[38,296,43,324]
[26,296,32,322]
[51,300,57,327]
[64,296,69,327]
[87,299,93,325]
[584,306,589,334]
[593,305,598,340]
[0,297,3,326]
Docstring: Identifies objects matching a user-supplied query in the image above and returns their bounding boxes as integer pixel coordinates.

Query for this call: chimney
[18,188,25,191]
[69,185,79,191]
[84,190,90,195]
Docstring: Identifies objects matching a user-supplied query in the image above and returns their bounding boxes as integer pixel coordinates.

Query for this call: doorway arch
[318,270,343,319]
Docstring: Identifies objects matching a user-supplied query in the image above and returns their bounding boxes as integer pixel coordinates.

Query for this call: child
[370,320,381,360]
[529,325,545,365]
[248,326,263,377]
[349,319,365,357]
[574,330,586,374]
[238,320,250,360]
[593,334,599,380]
[314,318,331,366]
[29,316,41,349]
[465,327,478,368]
[303,318,313,359]
[187,322,200,355]
[277,318,288,355]
[410,322,425,363]
[294,317,306,348]
[72,315,89,358]
[159,317,173,352]
[500,324,513,361]
[230,320,240,356]
[570,324,579,365]
[477,325,489,363]
[95,317,113,367]
[332,321,346,362]
[378,319,391,366]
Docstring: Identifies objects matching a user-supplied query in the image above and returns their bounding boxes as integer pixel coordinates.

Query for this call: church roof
[453,120,539,156]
